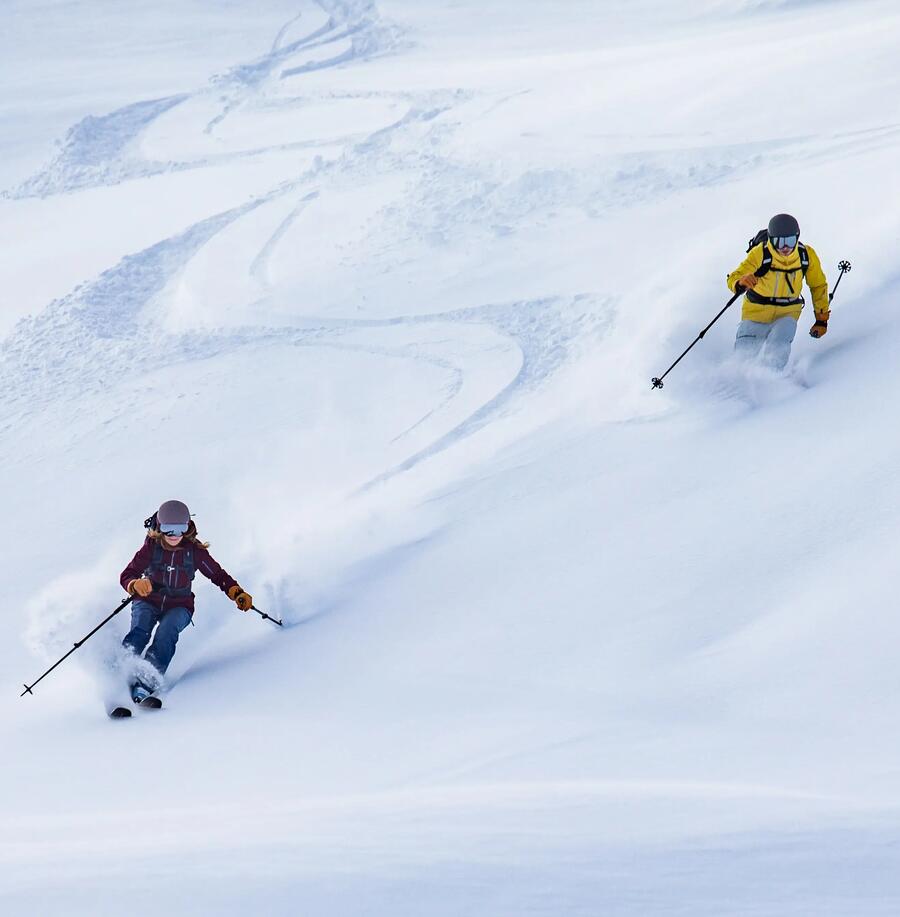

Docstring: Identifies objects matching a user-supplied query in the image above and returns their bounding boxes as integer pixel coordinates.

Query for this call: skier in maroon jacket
[119,499,252,702]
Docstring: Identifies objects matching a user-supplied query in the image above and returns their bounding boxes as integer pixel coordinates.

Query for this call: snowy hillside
[3,0,900,913]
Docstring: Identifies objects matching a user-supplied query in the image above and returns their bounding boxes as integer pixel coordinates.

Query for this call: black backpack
[747,228,809,287]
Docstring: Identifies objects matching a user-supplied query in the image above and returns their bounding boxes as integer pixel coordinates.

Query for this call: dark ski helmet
[157,499,191,536]
[768,213,800,246]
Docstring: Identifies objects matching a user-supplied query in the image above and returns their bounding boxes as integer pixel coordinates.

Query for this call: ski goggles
[159,521,189,536]
[770,234,798,250]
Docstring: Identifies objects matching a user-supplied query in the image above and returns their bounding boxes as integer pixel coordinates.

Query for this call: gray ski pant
[734,316,798,371]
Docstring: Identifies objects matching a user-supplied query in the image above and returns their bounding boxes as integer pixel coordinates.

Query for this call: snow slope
[3,1,900,914]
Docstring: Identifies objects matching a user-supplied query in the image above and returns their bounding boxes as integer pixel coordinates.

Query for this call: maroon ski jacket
[119,536,239,614]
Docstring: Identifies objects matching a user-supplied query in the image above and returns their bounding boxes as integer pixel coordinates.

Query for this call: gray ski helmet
[157,499,191,534]
[768,213,800,241]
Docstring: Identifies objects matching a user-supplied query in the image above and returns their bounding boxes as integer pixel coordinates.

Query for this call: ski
[137,695,163,710]
[108,706,132,719]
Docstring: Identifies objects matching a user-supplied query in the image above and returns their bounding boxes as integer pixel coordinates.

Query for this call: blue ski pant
[122,600,192,675]
[734,316,798,371]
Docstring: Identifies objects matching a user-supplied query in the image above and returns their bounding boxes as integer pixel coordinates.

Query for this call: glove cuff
[227,585,241,600]
[814,309,830,323]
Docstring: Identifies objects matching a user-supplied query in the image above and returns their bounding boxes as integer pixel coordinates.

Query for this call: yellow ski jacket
[727,242,829,323]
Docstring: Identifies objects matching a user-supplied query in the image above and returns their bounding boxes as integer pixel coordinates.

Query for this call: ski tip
[138,696,163,710]
[108,706,133,719]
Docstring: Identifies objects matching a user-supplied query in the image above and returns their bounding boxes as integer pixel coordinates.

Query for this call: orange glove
[228,585,253,611]
[129,578,152,598]
[809,309,830,339]
[737,273,759,291]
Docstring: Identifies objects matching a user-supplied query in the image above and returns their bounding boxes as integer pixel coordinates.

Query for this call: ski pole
[251,604,283,627]
[829,260,851,302]
[21,595,134,697]
[651,287,744,390]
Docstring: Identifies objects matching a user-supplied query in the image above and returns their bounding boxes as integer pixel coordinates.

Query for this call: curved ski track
[0,0,609,486]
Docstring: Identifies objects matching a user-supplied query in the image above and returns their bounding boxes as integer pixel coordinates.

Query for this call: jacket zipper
[161,550,174,611]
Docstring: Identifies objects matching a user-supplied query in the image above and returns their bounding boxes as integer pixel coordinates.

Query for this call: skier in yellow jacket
[727,214,829,370]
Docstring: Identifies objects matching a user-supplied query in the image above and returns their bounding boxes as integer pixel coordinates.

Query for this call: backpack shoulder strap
[183,545,196,579]
[798,242,809,277]
[144,540,163,580]
[753,242,772,278]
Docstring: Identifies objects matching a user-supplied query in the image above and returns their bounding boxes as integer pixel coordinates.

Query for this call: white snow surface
[3,1,900,913]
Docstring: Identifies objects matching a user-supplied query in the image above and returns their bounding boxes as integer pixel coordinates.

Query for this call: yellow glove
[228,585,253,611]
[737,273,759,291]
[129,578,152,598]
[809,309,830,339]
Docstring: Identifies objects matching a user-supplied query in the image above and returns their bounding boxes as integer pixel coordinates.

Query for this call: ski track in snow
[5,0,894,649]
[8,3,900,913]
[2,0,890,587]
[4,1,403,198]
[0,0,612,484]
[248,190,321,286]
[0,13,763,484]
